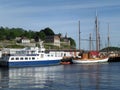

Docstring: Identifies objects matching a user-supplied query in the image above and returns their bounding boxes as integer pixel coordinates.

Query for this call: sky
[0,0,120,50]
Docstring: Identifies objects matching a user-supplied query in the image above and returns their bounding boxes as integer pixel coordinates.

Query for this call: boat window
[55,53,57,57]
[32,57,35,60]
[11,58,14,60]
[29,57,31,60]
[41,54,44,58]
[27,51,29,54]
[20,57,24,60]
[61,53,63,57]
[25,57,28,60]
[16,58,19,60]
[47,55,50,57]
[31,51,35,54]
[64,53,66,56]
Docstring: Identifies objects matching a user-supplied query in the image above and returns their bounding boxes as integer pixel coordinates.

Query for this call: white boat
[72,51,109,64]
[72,57,109,64]
[0,42,64,67]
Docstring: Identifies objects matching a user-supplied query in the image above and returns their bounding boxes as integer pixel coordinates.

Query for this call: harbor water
[0,62,120,90]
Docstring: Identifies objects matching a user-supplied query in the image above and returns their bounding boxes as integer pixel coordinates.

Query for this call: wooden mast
[78,21,81,51]
[89,33,92,51]
[108,23,110,48]
[95,11,99,51]
[107,23,110,52]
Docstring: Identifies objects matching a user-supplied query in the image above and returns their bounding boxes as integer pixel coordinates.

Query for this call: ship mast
[107,23,110,52]
[78,20,81,51]
[89,33,92,51]
[95,11,100,51]
[108,23,110,48]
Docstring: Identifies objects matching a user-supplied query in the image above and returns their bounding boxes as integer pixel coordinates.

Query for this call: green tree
[69,37,76,48]
[0,27,6,40]
[39,30,46,40]
[43,27,55,36]
[27,30,35,39]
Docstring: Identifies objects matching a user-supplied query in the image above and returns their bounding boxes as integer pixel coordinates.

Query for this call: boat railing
[10,54,39,56]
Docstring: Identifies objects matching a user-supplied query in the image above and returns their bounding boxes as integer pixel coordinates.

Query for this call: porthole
[20,57,23,60]
[25,57,28,60]
[16,58,19,60]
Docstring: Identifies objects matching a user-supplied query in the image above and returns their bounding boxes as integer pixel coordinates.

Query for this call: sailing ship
[72,51,108,64]
[72,13,109,64]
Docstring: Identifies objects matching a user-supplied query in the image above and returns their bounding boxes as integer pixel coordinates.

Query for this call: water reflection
[72,63,119,90]
[0,63,120,90]
[0,68,9,88]
[0,65,64,89]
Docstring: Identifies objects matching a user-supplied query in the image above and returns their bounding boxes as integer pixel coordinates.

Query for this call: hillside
[100,47,120,52]
[0,26,76,49]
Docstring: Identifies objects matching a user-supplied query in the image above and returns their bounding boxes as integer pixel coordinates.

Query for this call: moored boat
[72,51,109,64]
[0,42,64,67]
[72,57,108,64]
[60,61,71,65]
[73,14,109,64]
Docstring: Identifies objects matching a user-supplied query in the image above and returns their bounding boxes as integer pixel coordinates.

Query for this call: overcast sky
[0,0,120,49]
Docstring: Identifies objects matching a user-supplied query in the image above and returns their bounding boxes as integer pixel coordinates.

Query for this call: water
[0,62,120,90]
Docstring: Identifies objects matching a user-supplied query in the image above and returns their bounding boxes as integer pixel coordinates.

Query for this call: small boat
[60,56,73,65]
[60,61,71,65]
[72,51,109,64]
[0,42,64,67]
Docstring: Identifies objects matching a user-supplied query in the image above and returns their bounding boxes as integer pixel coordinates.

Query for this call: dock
[108,56,120,62]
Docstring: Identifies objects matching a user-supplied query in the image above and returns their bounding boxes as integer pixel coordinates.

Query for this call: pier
[108,56,120,62]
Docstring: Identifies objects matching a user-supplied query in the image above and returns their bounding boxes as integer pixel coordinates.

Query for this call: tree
[39,30,46,40]
[69,37,76,48]
[100,46,120,52]
[43,27,55,36]
[28,30,35,39]
[6,31,16,40]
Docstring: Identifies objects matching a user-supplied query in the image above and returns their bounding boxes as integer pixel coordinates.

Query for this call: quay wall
[108,56,120,62]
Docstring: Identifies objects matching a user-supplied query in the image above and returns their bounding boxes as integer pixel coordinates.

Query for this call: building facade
[45,35,60,47]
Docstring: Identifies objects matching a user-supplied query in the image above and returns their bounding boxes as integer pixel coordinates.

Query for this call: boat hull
[0,60,61,67]
[72,58,109,64]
